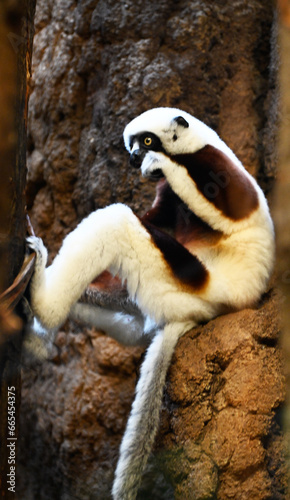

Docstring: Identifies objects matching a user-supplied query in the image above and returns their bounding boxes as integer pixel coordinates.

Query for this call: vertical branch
[275,0,290,476]
[0,1,36,498]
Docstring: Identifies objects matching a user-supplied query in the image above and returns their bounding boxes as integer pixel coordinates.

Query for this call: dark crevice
[254,335,278,348]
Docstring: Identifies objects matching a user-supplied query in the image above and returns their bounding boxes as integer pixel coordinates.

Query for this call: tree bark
[0,1,36,498]
[274,0,290,478]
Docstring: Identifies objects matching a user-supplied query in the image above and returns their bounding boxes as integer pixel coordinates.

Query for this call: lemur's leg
[28,203,212,331]
[69,303,152,346]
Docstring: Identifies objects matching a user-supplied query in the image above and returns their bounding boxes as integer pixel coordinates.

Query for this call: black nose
[129,149,144,169]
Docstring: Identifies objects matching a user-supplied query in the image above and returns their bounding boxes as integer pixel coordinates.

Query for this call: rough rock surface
[19,291,286,499]
[20,326,144,499]
[18,1,285,499]
[157,289,286,499]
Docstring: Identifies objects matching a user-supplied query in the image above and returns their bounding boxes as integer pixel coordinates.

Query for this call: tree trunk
[274,0,290,479]
[19,1,286,499]
[0,1,36,498]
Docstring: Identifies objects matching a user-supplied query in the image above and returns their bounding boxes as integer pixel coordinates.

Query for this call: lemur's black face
[129,132,165,179]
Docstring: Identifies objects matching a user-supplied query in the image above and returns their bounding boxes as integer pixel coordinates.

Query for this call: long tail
[112,321,194,500]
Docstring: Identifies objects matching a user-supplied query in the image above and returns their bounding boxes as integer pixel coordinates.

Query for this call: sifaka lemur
[27,107,275,500]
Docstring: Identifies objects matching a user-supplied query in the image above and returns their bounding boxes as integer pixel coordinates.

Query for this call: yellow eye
[144,137,152,147]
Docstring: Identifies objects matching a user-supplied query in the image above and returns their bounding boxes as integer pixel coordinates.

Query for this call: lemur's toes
[26,236,47,261]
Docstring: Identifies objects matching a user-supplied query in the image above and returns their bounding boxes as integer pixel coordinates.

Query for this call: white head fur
[124,107,242,169]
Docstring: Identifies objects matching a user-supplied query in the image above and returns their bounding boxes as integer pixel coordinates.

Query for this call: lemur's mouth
[149,169,164,180]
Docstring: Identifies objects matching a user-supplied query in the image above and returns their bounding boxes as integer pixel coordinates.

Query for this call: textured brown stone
[20,325,144,499]
[18,1,286,499]
[156,291,286,499]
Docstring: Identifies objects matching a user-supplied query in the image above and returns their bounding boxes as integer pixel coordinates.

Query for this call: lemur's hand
[27,236,48,273]
[141,151,164,180]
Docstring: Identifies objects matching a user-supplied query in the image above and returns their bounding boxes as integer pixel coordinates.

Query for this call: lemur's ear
[173,116,189,128]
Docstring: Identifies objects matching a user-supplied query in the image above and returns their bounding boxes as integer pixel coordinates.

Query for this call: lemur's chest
[174,204,223,250]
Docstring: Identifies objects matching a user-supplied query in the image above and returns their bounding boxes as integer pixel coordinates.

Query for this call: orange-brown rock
[156,290,286,499]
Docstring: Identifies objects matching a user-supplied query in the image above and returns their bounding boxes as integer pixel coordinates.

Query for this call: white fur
[124,107,241,164]
[28,203,218,330]
[70,303,149,346]
[28,107,275,500]
[112,321,194,499]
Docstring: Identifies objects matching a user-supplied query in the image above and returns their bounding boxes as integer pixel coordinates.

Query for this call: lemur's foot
[27,236,48,270]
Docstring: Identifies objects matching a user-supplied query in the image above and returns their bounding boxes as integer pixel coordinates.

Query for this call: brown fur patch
[171,145,259,220]
[141,220,209,291]
[174,203,223,248]
[90,271,125,293]
[142,179,223,248]
[141,178,177,230]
